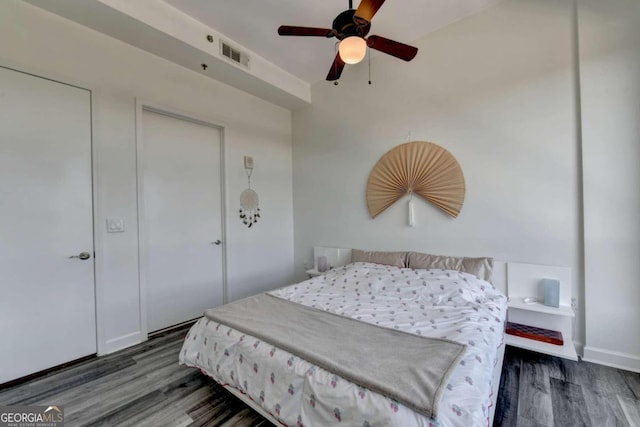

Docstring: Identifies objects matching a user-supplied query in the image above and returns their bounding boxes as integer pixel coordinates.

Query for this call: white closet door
[142,109,223,332]
[0,67,96,383]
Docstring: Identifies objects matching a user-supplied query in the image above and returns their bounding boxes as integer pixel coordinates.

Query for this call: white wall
[0,1,294,354]
[579,0,640,371]
[293,0,585,345]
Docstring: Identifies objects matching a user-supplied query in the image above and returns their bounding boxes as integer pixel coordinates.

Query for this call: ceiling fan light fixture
[277,0,419,81]
[338,36,367,64]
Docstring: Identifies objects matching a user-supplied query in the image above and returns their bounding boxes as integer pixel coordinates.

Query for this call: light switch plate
[106,218,125,233]
[244,155,254,170]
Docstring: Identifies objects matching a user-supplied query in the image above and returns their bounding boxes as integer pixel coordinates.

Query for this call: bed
[180,254,507,427]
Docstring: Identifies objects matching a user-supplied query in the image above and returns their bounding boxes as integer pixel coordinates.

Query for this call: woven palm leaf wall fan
[277,0,418,82]
[366,141,465,219]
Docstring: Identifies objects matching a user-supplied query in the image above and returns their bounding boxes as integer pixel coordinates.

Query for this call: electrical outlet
[106,218,125,233]
[571,298,578,310]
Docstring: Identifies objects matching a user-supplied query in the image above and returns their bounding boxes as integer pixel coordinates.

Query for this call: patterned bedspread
[180,262,507,426]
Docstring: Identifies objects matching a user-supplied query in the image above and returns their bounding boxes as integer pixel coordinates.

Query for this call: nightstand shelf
[505,333,578,360]
[506,299,578,361]
[506,263,578,361]
[507,299,574,317]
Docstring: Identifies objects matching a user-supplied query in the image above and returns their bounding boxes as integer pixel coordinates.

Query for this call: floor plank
[622,370,640,400]
[617,396,640,427]
[581,386,629,427]
[516,358,553,425]
[549,378,591,427]
[494,357,520,427]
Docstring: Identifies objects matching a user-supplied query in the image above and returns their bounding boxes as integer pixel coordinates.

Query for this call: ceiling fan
[277,0,418,82]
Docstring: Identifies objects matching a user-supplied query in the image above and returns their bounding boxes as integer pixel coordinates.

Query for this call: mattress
[180,262,507,426]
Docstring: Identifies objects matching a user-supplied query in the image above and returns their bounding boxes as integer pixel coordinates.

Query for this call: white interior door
[0,66,96,384]
[142,109,223,332]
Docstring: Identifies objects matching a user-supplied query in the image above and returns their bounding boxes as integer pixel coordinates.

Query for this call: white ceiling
[164,0,502,83]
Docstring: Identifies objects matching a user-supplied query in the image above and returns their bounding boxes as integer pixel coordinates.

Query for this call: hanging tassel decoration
[239,162,260,228]
[239,189,260,228]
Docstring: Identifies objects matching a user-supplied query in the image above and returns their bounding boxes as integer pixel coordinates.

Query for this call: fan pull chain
[334,41,340,86]
[368,47,372,85]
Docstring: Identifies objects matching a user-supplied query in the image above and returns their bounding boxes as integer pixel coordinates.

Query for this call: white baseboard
[100,331,146,355]
[583,346,640,373]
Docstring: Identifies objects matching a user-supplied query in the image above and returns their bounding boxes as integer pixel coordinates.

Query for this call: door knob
[212,240,222,245]
[69,251,91,260]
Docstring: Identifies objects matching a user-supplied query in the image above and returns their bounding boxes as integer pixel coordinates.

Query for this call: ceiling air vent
[220,40,250,68]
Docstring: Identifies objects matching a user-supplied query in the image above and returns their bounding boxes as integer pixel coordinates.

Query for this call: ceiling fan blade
[367,35,418,61]
[354,0,386,22]
[278,25,335,37]
[326,53,346,81]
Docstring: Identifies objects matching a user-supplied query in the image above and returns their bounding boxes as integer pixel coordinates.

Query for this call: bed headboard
[314,246,503,283]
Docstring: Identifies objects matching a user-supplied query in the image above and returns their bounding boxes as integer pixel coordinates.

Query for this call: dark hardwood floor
[0,326,266,427]
[1,326,639,426]
[495,347,640,427]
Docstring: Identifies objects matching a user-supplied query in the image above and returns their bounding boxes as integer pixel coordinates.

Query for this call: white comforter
[180,263,507,427]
